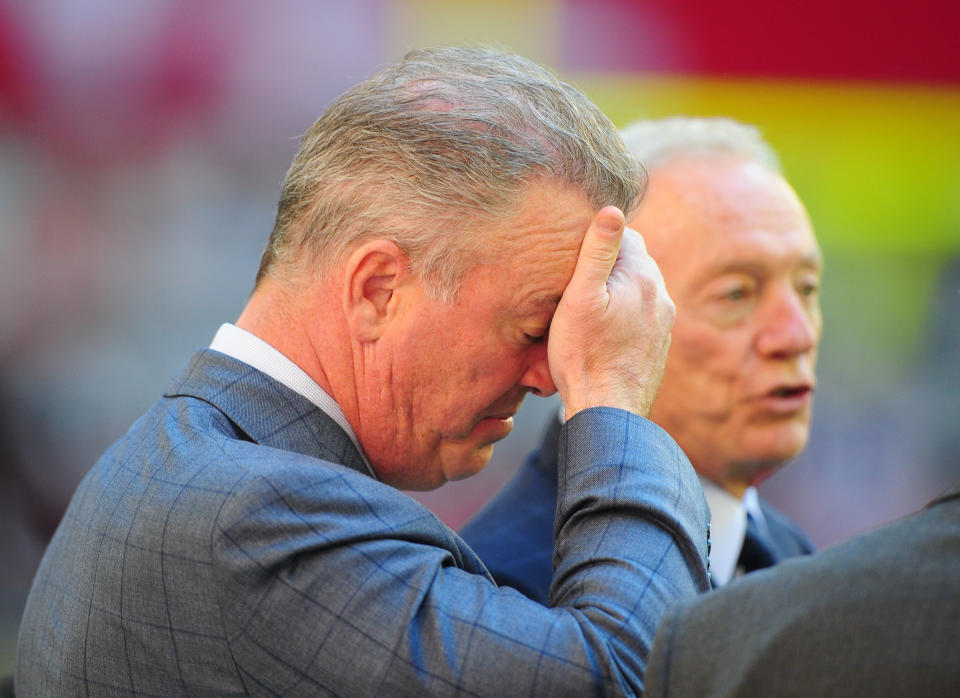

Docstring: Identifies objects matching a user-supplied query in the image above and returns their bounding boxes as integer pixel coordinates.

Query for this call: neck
[236,275,345,403]
[717,477,749,500]
[705,458,786,500]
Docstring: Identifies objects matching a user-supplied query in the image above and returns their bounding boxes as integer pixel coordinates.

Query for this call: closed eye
[721,286,752,302]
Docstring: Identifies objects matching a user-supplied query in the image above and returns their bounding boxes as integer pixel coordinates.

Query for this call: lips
[472,406,521,433]
[767,384,813,399]
[750,381,814,415]
[481,410,518,422]
[481,399,524,423]
[469,411,518,445]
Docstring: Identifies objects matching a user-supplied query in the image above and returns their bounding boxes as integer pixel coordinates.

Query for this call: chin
[373,435,496,490]
[745,461,789,488]
[736,427,809,482]
[441,444,495,484]
[759,418,809,455]
[748,444,808,482]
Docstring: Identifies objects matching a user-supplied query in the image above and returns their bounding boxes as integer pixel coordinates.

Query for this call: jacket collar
[163,349,371,478]
[928,480,960,508]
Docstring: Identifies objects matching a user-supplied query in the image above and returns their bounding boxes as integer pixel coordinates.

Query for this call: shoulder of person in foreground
[644,483,960,698]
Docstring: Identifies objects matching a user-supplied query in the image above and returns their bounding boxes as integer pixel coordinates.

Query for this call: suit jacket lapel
[163,349,371,478]
[927,480,960,508]
[164,349,496,580]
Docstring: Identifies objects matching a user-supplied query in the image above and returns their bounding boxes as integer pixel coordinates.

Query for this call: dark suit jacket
[16,349,710,696]
[645,483,960,698]
[460,415,813,602]
[749,498,815,562]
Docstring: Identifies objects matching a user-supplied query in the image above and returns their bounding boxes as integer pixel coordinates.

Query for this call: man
[462,117,819,600]
[16,48,709,696]
[644,482,960,696]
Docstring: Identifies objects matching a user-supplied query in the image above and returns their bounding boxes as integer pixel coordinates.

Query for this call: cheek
[811,314,823,359]
[470,339,528,387]
[665,324,743,398]
[433,349,514,420]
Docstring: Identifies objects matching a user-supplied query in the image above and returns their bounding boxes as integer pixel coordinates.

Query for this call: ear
[343,240,409,343]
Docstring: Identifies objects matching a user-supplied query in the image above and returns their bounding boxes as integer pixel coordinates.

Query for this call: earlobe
[343,241,407,343]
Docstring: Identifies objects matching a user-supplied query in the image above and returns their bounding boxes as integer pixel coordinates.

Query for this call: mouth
[767,385,813,399]
[468,412,517,445]
[480,397,525,424]
[479,411,517,426]
[467,394,527,441]
[753,382,814,414]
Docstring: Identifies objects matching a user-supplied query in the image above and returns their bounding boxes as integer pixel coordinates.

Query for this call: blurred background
[1,0,958,672]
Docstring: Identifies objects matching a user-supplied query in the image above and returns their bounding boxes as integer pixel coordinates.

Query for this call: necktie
[738,512,778,572]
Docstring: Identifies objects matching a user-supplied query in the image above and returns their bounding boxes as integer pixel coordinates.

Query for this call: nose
[519,342,558,397]
[755,286,820,359]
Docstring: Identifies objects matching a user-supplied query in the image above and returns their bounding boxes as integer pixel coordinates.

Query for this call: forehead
[479,181,596,315]
[635,153,821,285]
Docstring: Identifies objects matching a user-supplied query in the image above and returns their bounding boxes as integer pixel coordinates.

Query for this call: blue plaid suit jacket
[460,414,813,602]
[16,349,709,696]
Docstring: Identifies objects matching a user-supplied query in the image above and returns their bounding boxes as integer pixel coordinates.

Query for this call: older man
[462,117,820,599]
[16,49,708,696]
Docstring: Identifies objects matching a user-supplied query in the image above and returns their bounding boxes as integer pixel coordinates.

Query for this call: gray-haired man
[17,50,708,696]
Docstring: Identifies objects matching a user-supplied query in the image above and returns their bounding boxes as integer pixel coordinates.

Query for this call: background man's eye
[725,288,747,301]
[523,332,545,344]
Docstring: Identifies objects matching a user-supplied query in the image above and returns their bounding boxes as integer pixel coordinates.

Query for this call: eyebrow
[516,292,563,318]
[701,251,823,279]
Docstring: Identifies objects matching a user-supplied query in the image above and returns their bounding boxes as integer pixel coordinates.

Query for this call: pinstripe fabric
[16,349,709,697]
[461,416,811,603]
[644,483,960,698]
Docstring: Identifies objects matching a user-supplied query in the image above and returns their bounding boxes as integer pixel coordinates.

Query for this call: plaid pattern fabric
[644,483,960,697]
[462,416,814,602]
[459,415,562,601]
[17,350,709,696]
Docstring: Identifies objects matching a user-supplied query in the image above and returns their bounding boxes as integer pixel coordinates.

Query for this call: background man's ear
[343,240,408,342]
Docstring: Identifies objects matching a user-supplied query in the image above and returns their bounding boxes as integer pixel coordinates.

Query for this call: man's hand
[548,206,675,419]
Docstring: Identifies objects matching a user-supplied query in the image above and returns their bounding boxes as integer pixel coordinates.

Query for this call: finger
[566,206,625,294]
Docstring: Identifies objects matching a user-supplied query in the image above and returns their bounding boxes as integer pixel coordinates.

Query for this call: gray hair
[619,116,781,173]
[257,45,643,301]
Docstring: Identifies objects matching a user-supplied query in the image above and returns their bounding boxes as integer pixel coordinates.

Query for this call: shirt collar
[742,484,770,536]
[209,323,376,479]
[699,477,749,586]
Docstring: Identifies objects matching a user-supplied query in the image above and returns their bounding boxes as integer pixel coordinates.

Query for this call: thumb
[566,206,625,296]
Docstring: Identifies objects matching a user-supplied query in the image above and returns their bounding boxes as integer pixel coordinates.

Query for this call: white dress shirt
[700,478,769,586]
[209,323,377,478]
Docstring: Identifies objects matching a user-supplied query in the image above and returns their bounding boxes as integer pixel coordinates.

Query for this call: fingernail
[598,216,622,234]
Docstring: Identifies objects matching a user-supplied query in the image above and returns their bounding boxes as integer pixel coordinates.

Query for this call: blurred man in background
[463,116,820,599]
[16,48,709,696]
